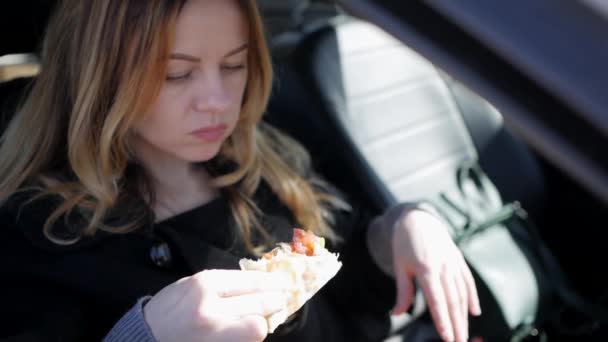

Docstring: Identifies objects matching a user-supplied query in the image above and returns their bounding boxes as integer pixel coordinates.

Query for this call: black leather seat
[266,18,550,339]
[285,18,546,217]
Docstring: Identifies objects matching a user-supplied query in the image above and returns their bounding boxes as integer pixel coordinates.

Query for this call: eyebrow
[170,43,249,62]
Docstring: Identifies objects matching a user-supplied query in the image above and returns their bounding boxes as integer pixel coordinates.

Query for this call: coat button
[150,240,172,268]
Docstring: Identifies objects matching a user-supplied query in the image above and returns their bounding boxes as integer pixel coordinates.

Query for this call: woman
[0,0,480,341]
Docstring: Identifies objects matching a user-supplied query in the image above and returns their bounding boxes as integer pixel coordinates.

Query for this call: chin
[181,145,223,163]
[184,152,221,163]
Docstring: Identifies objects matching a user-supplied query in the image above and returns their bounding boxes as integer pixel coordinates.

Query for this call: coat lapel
[156,223,242,272]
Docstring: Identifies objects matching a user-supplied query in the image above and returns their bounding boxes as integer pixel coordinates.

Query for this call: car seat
[266,17,550,340]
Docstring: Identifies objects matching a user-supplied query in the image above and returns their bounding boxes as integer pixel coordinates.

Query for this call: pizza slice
[239,228,342,333]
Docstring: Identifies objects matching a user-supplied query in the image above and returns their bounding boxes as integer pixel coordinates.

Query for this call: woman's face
[132,0,249,163]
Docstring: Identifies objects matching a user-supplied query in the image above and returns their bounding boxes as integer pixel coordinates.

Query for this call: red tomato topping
[291,240,307,255]
[290,228,317,256]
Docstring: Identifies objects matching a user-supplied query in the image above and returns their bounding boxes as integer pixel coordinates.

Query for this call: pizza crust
[239,243,342,333]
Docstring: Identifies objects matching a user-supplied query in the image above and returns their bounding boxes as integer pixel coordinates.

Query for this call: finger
[459,257,482,316]
[219,292,288,317]
[195,270,292,297]
[223,315,269,342]
[419,271,454,342]
[442,270,467,342]
[392,268,415,315]
[453,269,470,341]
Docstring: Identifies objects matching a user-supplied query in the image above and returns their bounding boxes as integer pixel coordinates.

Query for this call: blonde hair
[0,0,344,252]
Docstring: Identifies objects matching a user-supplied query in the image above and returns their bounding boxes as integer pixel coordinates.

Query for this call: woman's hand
[391,209,481,342]
[143,270,291,342]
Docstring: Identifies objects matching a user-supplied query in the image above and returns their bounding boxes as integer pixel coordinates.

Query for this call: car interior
[1,0,607,340]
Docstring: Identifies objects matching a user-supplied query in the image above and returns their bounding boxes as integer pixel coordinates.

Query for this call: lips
[189,124,228,142]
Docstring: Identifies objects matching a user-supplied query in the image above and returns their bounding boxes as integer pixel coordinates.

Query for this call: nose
[192,70,231,115]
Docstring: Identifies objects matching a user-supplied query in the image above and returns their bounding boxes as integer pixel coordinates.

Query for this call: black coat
[0,183,396,341]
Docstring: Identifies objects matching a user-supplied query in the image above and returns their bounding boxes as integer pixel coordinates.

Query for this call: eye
[222,64,247,72]
[166,71,193,82]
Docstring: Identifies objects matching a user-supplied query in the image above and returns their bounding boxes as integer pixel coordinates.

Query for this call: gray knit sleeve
[103,296,158,342]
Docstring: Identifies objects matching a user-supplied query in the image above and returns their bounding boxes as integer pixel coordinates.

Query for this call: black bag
[429,161,607,341]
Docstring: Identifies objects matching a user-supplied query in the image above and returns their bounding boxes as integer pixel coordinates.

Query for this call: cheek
[230,72,249,97]
[226,74,248,118]
[135,96,183,141]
